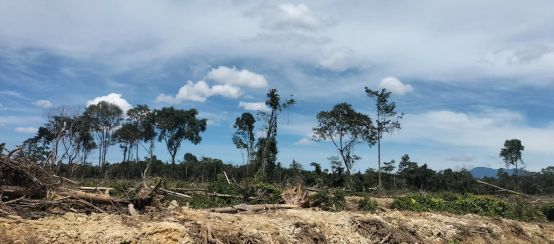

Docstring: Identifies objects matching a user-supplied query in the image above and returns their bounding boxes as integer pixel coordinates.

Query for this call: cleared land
[1,206,553,243]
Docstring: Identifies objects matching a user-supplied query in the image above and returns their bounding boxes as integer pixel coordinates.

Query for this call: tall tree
[154,107,207,164]
[313,103,374,185]
[499,139,525,190]
[232,112,256,166]
[258,89,295,174]
[127,105,156,162]
[365,88,403,188]
[84,101,123,169]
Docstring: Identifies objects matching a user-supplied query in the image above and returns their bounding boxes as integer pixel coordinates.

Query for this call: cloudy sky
[1,0,554,171]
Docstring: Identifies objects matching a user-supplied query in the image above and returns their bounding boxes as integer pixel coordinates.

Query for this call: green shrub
[358,197,378,211]
[392,193,545,222]
[310,189,346,211]
[541,203,554,222]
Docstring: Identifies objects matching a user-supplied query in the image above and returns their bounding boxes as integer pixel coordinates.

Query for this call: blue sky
[1,0,554,172]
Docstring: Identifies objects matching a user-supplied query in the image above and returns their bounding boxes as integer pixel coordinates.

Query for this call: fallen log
[210,204,299,214]
[159,188,191,198]
[475,180,526,196]
[56,188,129,205]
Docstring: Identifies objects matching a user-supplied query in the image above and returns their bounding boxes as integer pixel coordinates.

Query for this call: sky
[1,0,554,172]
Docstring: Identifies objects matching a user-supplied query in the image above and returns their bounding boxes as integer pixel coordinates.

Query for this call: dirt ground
[1,206,553,244]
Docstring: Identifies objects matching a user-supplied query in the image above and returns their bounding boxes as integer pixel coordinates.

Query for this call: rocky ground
[1,207,553,243]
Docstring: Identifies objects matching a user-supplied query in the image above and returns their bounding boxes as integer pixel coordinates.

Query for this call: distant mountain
[470,167,515,179]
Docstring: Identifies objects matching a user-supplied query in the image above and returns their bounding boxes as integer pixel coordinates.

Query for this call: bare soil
[1,207,553,243]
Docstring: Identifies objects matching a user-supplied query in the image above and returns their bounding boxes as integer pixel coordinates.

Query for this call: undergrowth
[309,189,346,211]
[392,193,546,222]
[358,197,378,212]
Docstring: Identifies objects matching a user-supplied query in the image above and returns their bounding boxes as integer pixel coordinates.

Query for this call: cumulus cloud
[207,66,268,88]
[156,81,241,104]
[14,127,37,134]
[238,101,269,112]
[32,99,52,108]
[87,93,132,114]
[378,77,414,95]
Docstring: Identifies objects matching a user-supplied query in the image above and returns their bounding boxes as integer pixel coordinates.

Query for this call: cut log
[56,188,129,205]
[210,204,299,214]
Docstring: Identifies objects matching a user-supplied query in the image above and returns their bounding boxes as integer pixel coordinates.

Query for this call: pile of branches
[0,144,160,219]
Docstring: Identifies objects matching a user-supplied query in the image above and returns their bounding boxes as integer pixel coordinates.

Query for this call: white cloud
[14,127,37,134]
[198,111,229,126]
[396,108,554,155]
[378,77,414,95]
[207,66,268,88]
[272,3,323,31]
[32,99,52,108]
[318,48,355,71]
[0,103,6,111]
[156,81,241,104]
[295,137,315,146]
[238,101,269,112]
[87,93,132,114]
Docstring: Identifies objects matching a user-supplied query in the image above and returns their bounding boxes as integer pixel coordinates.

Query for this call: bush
[358,197,378,212]
[542,203,554,222]
[392,193,545,222]
[310,189,346,211]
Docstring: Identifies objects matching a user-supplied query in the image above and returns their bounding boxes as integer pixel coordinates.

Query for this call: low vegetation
[392,193,546,222]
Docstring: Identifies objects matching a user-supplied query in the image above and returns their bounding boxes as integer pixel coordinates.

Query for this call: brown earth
[1,207,553,244]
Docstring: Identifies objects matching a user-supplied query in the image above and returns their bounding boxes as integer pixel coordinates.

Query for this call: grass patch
[392,193,546,222]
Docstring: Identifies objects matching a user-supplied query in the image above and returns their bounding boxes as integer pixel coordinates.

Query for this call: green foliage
[392,193,546,222]
[154,107,207,164]
[541,203,554,222]
[313,103,374,177]
[358,197,378,211]
[310,189,346,211]
[232,112,256,164]
[243,174,283,203]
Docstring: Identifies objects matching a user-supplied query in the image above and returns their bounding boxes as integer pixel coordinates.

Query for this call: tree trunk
[378,137,381,188]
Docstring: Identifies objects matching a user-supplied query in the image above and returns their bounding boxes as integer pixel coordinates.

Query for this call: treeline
[14,86,551,195]
[57,152,554,195]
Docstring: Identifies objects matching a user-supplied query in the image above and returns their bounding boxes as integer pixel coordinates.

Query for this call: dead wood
[159,188,192,198]
[475,180,526,196]
[210,204,299,214]
[56,187,129,205]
